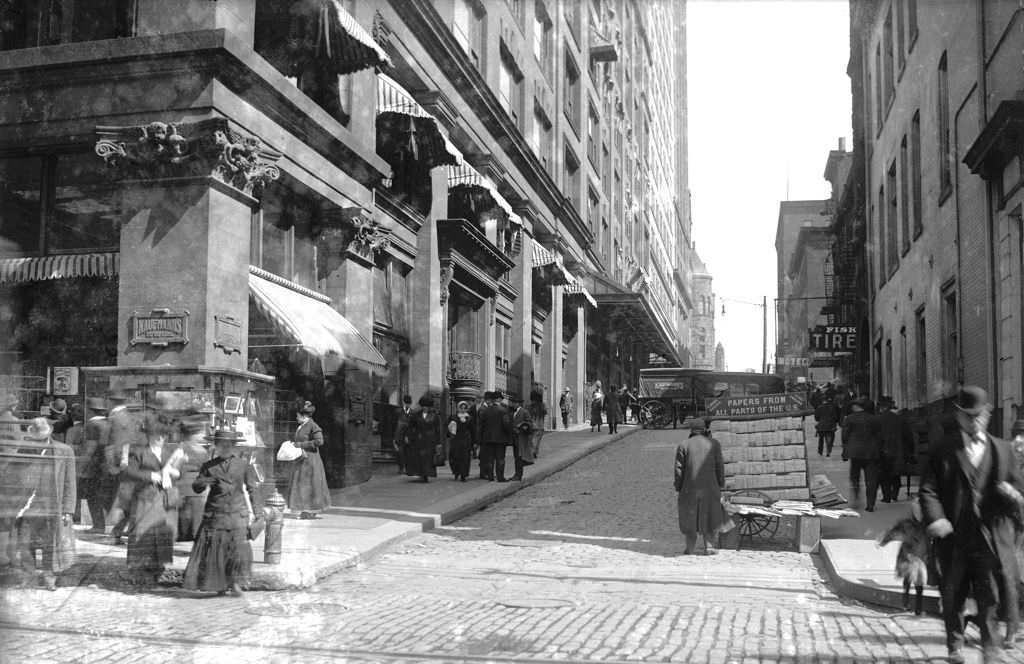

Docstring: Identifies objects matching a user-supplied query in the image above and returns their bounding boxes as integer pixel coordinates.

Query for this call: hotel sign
[130,309,190,347]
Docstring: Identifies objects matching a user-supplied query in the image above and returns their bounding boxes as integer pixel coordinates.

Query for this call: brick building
[850,0,1024,433]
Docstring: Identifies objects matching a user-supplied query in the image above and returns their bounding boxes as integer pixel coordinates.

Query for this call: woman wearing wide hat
[285,401,331,519]
[183,428,259,596]
[406,395,443,482]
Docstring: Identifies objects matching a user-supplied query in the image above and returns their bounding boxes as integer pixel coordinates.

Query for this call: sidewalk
[803,422,942,615]
[64,421,639,591]
[60,417,915,613]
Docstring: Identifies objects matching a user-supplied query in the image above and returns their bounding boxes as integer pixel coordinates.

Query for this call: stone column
[565,304,586,425]
[511,237,534,400]
[540,283,562,419]
[409,168,448,402]
[95,119,280,371]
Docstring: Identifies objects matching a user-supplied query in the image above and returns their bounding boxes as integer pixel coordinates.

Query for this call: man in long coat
[674,418,726,555]
[477,391,512,482]
[15,418,76,590]
[877,397,915,503]
[841,397,882,511]
[920,386,1024,663]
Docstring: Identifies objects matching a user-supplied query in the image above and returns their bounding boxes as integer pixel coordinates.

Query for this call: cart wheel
[736,514,779,539]
[640,400,670,429]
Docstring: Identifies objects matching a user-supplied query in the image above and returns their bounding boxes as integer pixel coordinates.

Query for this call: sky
[686,0,853,372]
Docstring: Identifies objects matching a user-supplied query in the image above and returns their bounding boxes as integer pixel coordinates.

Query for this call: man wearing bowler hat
[920,385,1024,663]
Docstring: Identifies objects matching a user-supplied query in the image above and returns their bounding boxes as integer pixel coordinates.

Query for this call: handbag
[276,440,303,462]
[243,485,265,541]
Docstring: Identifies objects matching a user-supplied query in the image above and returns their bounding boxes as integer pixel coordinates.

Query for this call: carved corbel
[94,118,281,200]
[439,260,455,307]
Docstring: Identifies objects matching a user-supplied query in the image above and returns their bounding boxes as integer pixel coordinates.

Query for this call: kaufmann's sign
[130,309,190,347]
[808,325,856,353]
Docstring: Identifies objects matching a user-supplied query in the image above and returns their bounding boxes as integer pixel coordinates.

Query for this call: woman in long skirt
[175,417,209,541]
[286,401,330,519]
[406,395,443,482]
[447,401,475,482]
[183,429,258,596]
[122,410,180,578]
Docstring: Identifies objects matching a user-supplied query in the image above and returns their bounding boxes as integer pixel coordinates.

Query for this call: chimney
[838,137,846,152]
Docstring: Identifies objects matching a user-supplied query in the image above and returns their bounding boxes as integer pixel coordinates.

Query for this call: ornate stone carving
[95,118,281,199]
[439,261,455,307]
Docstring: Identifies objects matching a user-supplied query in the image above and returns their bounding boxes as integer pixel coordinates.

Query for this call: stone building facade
[0,0,699,487]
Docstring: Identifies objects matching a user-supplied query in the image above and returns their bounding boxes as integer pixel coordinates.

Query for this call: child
[878,502,929,615]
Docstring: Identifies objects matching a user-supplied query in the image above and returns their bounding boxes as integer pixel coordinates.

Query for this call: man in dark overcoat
[477,391,512,482]
[674,418,726,555]
[841,397,882,512]
[877,397,915,503]
[392,394,413,474]
[920,386,1024,663]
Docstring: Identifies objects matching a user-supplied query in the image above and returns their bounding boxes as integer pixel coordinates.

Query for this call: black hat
[689,418,706,433]
[204,429,245,444]
[955,385,989,416]
[298,400,316,415]
[86,397,107,412]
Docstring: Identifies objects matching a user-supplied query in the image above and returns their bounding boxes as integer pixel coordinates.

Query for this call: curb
[816,540,941,615]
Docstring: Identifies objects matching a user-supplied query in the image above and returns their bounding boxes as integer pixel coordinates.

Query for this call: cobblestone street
[2,428,959,662]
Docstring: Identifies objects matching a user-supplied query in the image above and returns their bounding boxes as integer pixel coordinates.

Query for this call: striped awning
[0,253,119,284]
[249,268,386,373]
[377,74,463,168]
[447,163,521,224]
[564,275,598,307]
[255,0,390,80]
[531,242,558,268]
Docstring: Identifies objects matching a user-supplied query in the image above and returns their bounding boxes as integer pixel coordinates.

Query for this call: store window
[250,188,317,289]
[0,0,134,51]
[0,152,120,256]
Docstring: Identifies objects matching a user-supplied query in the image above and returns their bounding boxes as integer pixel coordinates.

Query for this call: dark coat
[406,407,443,478]
[604,392,622,425]
[393,405,413,452]
[287,418,330,511]
[123,444,178,569]
[446,413,475,478]
[841,410,882,460]
[477,402,511,446]
[878,409,915,475]
[512,406,534,464]
[919,432,1023,598]
[814,402,840,432]
[674,434,726,537]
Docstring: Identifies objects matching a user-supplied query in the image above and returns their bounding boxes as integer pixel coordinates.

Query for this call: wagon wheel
[639,400,670,429]
[736,513,779,539]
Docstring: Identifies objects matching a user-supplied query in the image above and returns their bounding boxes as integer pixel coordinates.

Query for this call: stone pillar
[563,304,583,426]
[117,180,252,371]
[136,0,256,46]
[409,168,448,402]
[540,283,562,418]
[511,237,534,400]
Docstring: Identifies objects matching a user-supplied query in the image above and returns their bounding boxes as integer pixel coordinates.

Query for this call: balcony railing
[495,365,522,397]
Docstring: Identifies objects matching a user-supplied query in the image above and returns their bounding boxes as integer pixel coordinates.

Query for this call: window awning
[0,252,119,284]
[249,268,387,373]
[531,242,558,268]
[563,274,598,307]
[447,163,521,224]
[377,74,463,169]
[255,0,391,78]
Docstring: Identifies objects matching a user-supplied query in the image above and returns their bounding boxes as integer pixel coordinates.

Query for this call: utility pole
[762,294,768,375]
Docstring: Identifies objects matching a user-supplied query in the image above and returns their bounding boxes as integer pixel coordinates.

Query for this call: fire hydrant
[263,486,286,564]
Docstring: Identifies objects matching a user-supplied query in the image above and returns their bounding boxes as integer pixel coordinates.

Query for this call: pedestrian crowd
[0,393,328,597]
[393,388,550,484]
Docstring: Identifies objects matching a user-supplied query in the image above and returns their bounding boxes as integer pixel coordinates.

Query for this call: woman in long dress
[446,401,475,482]
[286,401,330,519]
[406,395,443,482]
[183,429,259,596]
[122,409,180,578]
[175,417,209,541]
[590,383,605,432]
[526,390,548,458]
